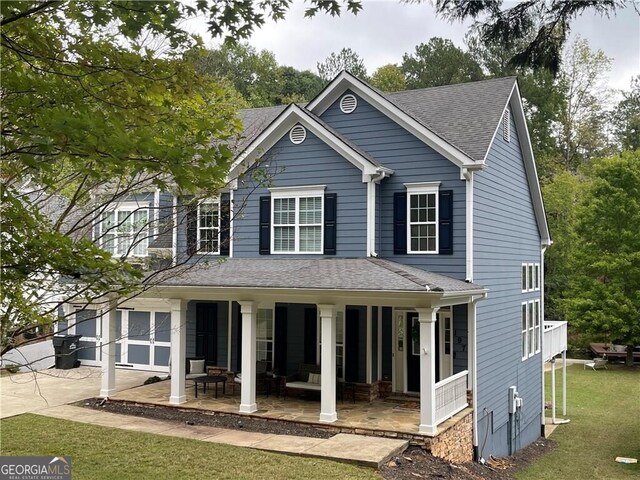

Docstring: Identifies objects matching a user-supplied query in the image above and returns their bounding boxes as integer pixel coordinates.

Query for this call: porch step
[385,394,420,403]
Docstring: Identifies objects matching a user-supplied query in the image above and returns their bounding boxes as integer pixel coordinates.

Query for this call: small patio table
[193,375,227,399]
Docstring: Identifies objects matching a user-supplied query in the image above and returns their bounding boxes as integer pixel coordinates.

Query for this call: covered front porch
[98,258,486,437]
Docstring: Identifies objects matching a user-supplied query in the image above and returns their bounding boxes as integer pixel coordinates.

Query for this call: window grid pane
[198,202,220,253]
[409,193,437,252]
[272,194,323,253]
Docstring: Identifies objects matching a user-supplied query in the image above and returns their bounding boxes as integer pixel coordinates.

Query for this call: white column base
[170,395,186,405]
[239,403,257,414]
[319,412,338,423]
[99,388,116,398]
[419,423,437,435]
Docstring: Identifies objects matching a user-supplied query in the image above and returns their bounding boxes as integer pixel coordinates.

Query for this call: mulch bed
[79,398,555,479]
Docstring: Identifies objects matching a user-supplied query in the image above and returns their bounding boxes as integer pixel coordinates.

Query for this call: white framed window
[256,308,274,369]
[528,300,535,358]
[534,264,541,291]
[521,264,528,292]
[102,204,149,257]
[534,299,541,354]
[522,262,541,292]
[521,302,528,360]
[270,186,325,254]
[318,309,345,381]
[503,109,511,142]
[406,182,440,254]
[197,200,220,254]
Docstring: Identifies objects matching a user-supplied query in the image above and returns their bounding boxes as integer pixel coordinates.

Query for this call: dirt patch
[78,398,555,479]
[380,439,555,480]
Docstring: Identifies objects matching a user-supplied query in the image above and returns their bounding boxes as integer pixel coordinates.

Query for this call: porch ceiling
[153,258,485,296]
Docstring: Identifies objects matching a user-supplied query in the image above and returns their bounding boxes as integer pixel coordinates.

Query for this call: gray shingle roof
[385,77,516,162]
[233,76,517,163]
[159,258,484,294]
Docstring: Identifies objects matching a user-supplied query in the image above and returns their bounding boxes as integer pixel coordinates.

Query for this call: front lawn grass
[0,414,378,480]
[517,364,640,479]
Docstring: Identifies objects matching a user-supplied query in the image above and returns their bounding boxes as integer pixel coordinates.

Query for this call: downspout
[462,168,474,282]
[469,292,486,461]
[367,168,391,257]
[540,244,548,436]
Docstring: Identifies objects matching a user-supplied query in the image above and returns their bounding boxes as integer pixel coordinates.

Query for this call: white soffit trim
[229,104,378,179]
[482,81,551,246]
[307,71,478,169]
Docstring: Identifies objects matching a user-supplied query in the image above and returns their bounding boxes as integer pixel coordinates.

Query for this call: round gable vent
[340,94,357,114]
[289,125,306,144]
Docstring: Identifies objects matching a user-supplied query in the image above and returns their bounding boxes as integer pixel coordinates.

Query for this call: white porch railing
[434,370,469,425]
[543,321,568,361]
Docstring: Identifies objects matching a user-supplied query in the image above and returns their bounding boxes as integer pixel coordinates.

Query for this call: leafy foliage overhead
[433,0,622,75]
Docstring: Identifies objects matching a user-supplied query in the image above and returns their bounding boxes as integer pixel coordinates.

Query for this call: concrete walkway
[35,405,408,468]
[0,367,150,419]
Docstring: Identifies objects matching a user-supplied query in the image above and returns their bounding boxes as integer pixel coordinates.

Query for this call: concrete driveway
[0,367,152,419]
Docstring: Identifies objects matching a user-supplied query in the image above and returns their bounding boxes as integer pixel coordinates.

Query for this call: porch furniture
[232,360,269,395]
[284,363,321,397]
[194,375,227,398]
[185,357,208,380]
[584,357,608,371]
[266,373,285,397]
[590,343,640,360]
[338,381,356,404]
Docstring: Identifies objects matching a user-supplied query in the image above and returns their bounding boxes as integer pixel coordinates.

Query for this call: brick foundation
[428,410,473,464]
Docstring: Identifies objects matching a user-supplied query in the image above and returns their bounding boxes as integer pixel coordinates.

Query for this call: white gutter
[367,168,392,257]
[540,244,547,436]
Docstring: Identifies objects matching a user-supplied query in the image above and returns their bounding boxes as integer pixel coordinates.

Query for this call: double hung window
[271,186,325,254]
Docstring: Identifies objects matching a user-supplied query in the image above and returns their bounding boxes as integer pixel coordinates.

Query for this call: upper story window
[522,262,541,292]
[270,186,325,254]
[406,182,440,254]
[197,201,220,254]
[101,205,149,257]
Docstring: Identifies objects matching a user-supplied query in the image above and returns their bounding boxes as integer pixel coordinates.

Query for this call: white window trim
[101,202,150,258]
[405,182,440,254]
[256,307,274,369]
[269,185,326,254]
[521,302,528,361]
[522,262,541,292]
[196,199,221,255]
[534,263,541,291]
[521,263,528,293]
[528,300,535,358]
[534,299,541,354]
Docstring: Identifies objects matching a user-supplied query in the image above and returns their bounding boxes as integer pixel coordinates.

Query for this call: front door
[406,312,420,392]
[196,303,218,365]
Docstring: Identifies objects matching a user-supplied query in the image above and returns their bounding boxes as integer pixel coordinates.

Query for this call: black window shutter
[186,200,197,256]
[220,193,231,256]
[324,193,337,255]
[439,190,453,255]
[259,196,271,255]
[393,192,407,254]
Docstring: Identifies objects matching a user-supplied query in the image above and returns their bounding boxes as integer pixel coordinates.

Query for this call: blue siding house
[66,72,552,462]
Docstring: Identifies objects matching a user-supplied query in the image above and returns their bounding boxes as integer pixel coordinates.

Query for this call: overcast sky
[188,1,640,92]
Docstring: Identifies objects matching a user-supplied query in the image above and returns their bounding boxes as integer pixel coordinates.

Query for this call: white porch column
[100,299,117,398]
[551,356,557,424]
[416,307,439,435]
[318,304,337,423]
[562,350,567,416]
[239,301,257,414]
[169,299,187,405]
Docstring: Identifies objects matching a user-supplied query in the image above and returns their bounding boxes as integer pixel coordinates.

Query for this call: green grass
[517,364,640,480]
[0,414,378,480]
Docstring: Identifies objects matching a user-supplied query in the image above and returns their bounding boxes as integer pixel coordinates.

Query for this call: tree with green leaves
[563,150,640,366]
[434,0,622,75]
[401,37,483,89]
[0,0,360,356]
[369,64,406,92]
[611,76,640,151]
[556,38,613,171]
[278,66,326,104]
[317,47,368,81]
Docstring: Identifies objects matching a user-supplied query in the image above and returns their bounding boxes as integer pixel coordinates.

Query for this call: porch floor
[110,379,468,440]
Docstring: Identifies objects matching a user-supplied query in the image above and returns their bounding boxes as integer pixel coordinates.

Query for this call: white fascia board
[229,104,378,180]
[307,72,478,169]
[509,84,552,246]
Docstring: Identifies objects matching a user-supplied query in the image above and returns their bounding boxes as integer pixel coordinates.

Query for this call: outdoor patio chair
[584,356,608,371]
[233,360,269,394]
